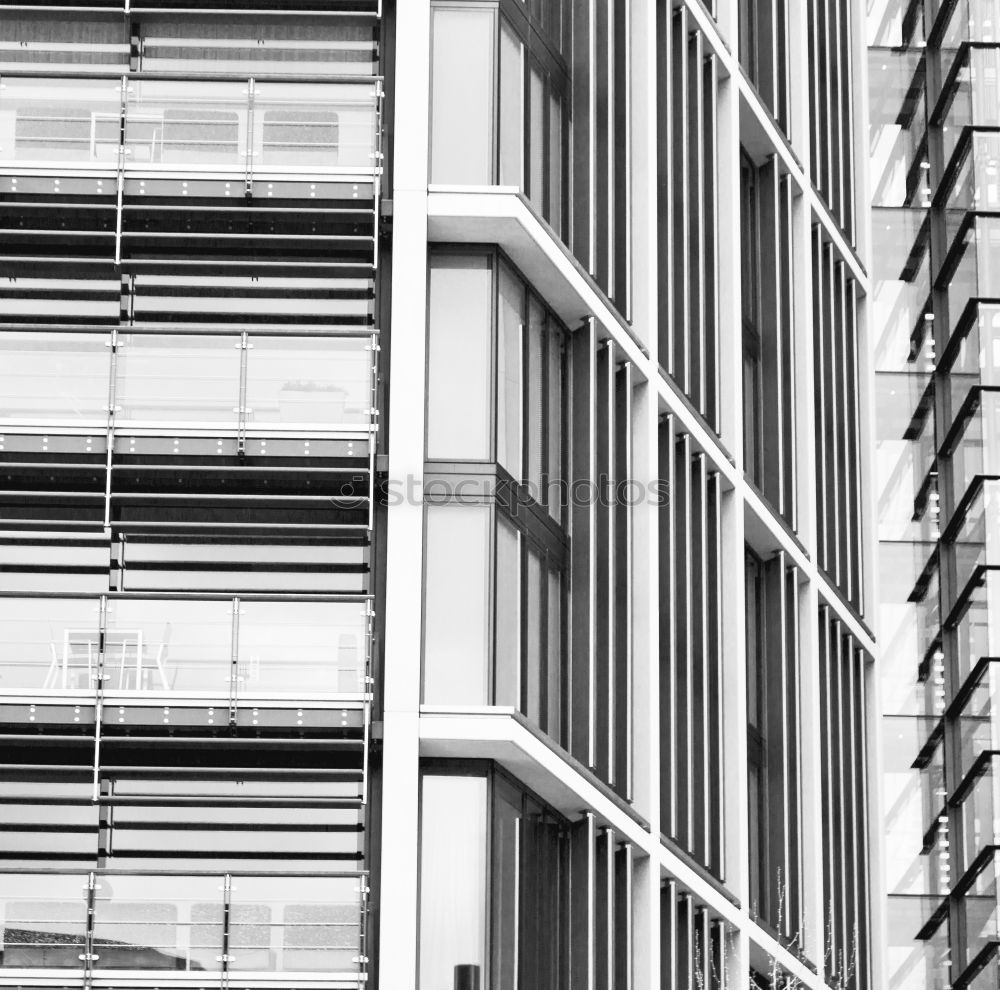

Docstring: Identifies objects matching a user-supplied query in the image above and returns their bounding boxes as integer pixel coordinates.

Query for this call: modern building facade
[871,1,1000,987]
[0,1,876,989]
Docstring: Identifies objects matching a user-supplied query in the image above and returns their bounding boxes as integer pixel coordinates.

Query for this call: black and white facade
[0,2,877,989]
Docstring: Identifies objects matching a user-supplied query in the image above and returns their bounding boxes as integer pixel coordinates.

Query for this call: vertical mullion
[842,641,860,982]
[595,829,612,990]
[660,415,678,839]
[855,651,872,989]
[614,843,633,990]
[818,608,834,979]
[571,319,597,766]
[847,277,864,608]
[570,813,596,990]
[690,28,706,415]
[595,0,610,289]
[663,881,678,990]
[821,0,834,207]
[812,228,828,574]
[760,158,783,512]
[832,623,848,980]
[675,433,694,851]
[786,564,801,935]
[692,452,709,866]
[673,6,691,394]
[823,245,840,584]
[839,0,855,237]
[573,0,593,270]
[708,471,724,876]
[615,362,634,798]
[780,177,797,527]
[658,3,674,377]
[835,262,852,598]
[704,51,720,430]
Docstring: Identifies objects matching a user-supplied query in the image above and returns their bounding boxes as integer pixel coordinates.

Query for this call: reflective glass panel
[499,20,523,187]
[253,81,377,170]
[495,515,520,707]
[92,874,223,972]
[0,873,88,967]
[423,503,490,704]
[497,262,524,476]
[245,336,371,430]
[104,597,232,695]
[430,7,495,183]
[0,76,121,163]
[0,332,109,426]
[238,599,368,695]
[427,256,492,460]
[419,775,488,990]
[115,333,241,425]
[0,596,100,691]
[125,79,247,166]
[228,875,361,974]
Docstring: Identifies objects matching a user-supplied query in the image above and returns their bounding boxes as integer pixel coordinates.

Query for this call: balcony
[0,869,368,989]
[0,327,377,440]
[0,73,383,276]
[0,592,373,712]
[0,74,381,180]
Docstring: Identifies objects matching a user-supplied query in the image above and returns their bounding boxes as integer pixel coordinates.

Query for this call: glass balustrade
[0,870,366,982]
[0,330,111,428]
[939,47,1000,170]
[0,76,121,165]
[958,751,1000,877]
[949,481,1000,604]
[944,304,1000,436]
[957,570,1000,681]
[0,329,375,436]
[0,594,371,701]
[944,218,1000,346]
[947,392,1000,520]
[0,75,380,175]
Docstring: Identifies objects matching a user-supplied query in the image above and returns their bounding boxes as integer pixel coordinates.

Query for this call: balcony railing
[0,74,382,178]
[0,592,373,704]
[0,869,368,987]
[0,327,378,440]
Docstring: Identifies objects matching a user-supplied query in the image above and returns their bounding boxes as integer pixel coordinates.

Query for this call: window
[418,767,632,990]
[741,149,797,525]
[745,548,803,941]
[428,4,570,241]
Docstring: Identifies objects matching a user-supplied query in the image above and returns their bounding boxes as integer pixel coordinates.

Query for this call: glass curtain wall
[422,249,633,799]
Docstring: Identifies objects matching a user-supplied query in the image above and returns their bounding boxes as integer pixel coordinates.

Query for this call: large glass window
[427,251,567,514]
[423,503,492,705]
[419,768,632,990]
[426,256,493,460]
[428,3,570,240]
[429,5,497,184]
[422,502,566,737]
[418,774,489,990]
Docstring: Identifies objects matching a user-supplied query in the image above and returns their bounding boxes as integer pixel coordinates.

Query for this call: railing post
[245,78,255,197]
[115,75,126,267]
[93,596,108,802]
[219,872,233,990]
[229,598,241,726]
[81,871,98,989]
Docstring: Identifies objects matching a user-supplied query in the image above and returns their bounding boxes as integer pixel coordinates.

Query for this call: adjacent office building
[871,0,1000,987]
[0,1,876,989]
